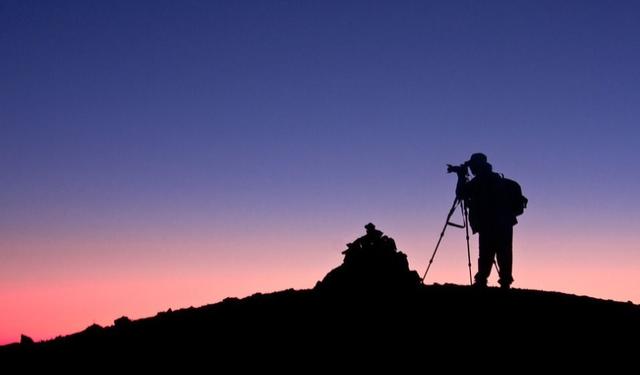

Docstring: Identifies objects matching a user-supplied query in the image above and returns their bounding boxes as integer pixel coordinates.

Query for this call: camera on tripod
[446,162,469,176]
[422,164,474,285]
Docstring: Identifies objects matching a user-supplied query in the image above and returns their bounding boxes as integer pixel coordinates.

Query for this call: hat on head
[466,153,488,166]
[364,223,376,230]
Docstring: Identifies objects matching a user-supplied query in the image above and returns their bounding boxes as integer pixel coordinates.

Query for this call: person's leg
[496,226,514,288]
[474,230,496,286]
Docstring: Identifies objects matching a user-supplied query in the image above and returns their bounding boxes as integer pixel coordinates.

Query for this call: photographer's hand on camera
[447,163,469,199]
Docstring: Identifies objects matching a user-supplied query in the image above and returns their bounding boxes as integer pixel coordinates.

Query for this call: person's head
[466,153,492,176]
[364,222,382,238]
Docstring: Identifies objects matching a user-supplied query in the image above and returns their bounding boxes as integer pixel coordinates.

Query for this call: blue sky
[1,0,639,343]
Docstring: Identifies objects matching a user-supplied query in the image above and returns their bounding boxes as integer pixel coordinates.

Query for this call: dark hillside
[2,225,637,366]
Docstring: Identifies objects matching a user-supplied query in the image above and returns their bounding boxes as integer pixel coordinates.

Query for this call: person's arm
[455,172,469,199]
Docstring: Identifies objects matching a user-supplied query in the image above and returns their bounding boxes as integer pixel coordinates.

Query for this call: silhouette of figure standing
[455,153,518,289]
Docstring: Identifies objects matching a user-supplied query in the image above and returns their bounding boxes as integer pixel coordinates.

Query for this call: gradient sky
[2,0,640,344]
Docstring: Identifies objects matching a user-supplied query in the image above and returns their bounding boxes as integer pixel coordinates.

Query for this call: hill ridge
[2,225,638,364]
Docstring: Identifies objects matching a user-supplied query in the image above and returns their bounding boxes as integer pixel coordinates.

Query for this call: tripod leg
[422,198,459,282]
[461,201,473,285]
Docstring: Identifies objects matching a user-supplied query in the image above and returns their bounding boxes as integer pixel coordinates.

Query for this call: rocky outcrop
[315,223,421,293]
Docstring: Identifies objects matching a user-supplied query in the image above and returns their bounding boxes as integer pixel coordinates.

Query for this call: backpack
[501,177,528,217]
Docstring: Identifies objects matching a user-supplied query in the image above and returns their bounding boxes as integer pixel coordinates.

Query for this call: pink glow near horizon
[0,231,339,345]
[2,224,639,345]
[0,258,329,345]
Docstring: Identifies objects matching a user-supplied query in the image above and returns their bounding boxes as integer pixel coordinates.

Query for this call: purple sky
[1,0,639,344]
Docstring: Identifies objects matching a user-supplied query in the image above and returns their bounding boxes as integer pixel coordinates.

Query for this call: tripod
[422,196,473,285]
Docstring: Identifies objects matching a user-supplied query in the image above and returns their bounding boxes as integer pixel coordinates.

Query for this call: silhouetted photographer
[452,153,527,289]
